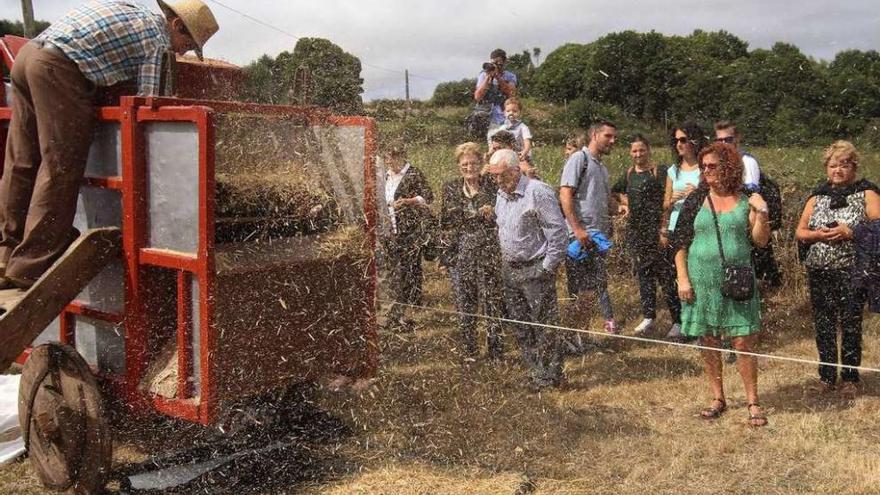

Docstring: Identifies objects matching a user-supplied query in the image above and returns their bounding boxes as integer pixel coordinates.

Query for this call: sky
[3,0,879,101]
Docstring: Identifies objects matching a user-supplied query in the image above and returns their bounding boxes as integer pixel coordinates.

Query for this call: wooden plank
[0,228,122,370]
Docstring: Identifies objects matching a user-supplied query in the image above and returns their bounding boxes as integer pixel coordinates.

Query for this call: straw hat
[157,0,219,58]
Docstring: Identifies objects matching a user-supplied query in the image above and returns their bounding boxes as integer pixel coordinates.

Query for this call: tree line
[432,30,880,146]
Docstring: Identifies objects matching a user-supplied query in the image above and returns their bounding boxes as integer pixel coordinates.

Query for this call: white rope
[381,299,880,374]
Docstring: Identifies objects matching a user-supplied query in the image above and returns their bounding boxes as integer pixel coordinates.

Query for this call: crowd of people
[380,53,880,425]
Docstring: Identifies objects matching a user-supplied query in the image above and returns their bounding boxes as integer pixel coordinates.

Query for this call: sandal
[700,398,727,419]
[747,403,768,427]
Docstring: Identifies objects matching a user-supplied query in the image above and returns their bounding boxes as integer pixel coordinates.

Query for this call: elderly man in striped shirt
[486,149,568,391]
[0,0,218,288]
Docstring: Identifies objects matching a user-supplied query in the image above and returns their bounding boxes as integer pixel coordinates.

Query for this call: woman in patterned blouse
[438,143,504,360]
[795,140,880,399]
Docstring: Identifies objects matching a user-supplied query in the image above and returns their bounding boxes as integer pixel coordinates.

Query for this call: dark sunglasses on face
[674,137,690,145]
[715,136,736,144]
[700,162,719,171]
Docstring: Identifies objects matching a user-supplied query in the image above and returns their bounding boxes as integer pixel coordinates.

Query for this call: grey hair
[489,149,519,170]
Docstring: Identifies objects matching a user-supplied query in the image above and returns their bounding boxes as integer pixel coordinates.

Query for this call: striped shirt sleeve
[138,41,166,96]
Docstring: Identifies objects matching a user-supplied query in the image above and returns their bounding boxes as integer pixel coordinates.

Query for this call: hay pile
[215,167,331,220]
[139,341,179,399]
[213,113,342,242]
[315,225,371,260]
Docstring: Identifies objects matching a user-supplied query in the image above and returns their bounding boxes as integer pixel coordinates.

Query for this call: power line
[204,0,442,83]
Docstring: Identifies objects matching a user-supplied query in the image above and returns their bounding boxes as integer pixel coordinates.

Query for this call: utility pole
[21,0,36,38]
[404,69,411,119]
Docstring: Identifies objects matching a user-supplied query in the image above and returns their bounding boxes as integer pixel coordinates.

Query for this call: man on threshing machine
[0,0,219,289]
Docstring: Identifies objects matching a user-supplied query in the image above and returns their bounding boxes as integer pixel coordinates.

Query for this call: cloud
[10,0,880,100]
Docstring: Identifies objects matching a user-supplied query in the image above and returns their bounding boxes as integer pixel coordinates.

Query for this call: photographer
[472,49,517,138]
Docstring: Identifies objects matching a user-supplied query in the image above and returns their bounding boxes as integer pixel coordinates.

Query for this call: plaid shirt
[37,0,171,96]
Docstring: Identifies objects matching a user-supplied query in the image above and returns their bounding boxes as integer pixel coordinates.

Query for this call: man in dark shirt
[612,134,681,337]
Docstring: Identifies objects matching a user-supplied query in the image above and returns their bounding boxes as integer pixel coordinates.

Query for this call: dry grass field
[0,145,878,494]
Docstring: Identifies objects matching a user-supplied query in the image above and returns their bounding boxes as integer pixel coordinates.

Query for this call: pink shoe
[604,319,620,335]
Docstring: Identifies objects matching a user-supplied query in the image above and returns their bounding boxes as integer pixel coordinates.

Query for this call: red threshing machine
[0,35,378,493]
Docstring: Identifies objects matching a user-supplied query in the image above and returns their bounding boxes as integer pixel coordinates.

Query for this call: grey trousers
[501,260,563,386]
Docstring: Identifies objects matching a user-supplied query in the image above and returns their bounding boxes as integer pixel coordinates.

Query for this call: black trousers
[807,268,865,384]
[383,234,423,320]
[633,246,681,323]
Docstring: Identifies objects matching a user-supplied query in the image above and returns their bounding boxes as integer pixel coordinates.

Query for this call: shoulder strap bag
[707,195,755,301]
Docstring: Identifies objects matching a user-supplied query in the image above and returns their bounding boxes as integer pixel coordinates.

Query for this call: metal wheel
[18,343,112,494]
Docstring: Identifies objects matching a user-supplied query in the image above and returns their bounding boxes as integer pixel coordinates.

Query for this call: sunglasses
[674,137,692,145]
[715,136,736,144]
[700,162,720,171]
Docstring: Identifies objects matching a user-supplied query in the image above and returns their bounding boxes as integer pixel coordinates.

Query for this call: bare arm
[675,248,694,303]
[560,186,588,246]
[747,194,771,248]
[866,190,880,220]
[474,72,493,101]
[497,75,516,97]
[663,176,675,212]
[795,197,830,244]
[520,138,532,159]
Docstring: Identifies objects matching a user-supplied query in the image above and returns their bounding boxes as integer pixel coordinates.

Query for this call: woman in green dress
[672,142,771,426]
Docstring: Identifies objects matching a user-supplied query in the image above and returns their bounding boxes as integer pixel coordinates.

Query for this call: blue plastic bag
[567,231,613,261]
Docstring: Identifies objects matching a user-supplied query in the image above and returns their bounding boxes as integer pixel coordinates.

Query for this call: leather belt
[504,256,543,269]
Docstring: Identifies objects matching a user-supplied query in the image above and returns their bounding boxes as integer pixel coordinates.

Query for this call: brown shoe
[839,381,860,400]
[6,276,35,290]
[808,380,835,395]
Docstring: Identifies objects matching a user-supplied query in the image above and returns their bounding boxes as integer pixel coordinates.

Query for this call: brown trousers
[0,41,96,281]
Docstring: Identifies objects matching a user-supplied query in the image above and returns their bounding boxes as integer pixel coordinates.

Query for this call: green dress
[681,196,760,337]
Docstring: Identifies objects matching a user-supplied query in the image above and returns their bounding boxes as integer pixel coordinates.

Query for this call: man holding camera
[473,48,517,137]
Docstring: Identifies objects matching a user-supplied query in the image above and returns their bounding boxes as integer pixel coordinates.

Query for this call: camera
[482,62,497,72]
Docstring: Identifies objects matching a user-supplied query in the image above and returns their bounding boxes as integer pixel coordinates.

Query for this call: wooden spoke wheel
[18,343,112,494]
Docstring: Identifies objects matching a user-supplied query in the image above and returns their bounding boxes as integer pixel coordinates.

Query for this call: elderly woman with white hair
[485,148,568,391]
[439,142,504,360]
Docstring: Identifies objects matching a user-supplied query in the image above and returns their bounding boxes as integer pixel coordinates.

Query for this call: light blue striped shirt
[495,175,568,272]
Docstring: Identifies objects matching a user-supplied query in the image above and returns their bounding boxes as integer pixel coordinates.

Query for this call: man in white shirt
[380,144,434,332]
[714,121,761,192]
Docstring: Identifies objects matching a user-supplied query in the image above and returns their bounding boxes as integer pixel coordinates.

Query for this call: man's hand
[572,226,592,249]
[393,197,418,209]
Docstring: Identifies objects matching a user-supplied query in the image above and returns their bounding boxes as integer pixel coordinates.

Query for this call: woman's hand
[825,222,854,243]
[478,204,494,219]
[748,193,769,213]
[659,232,669,248]
[678,278,695,303]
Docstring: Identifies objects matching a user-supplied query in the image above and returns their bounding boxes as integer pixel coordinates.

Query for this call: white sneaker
[666,323,683,339]
[633,318,655,336]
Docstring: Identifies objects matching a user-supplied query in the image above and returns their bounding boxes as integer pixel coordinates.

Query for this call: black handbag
[707,195,755,301]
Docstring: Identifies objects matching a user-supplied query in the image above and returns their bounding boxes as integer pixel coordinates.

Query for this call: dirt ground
[1,248,879,495]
